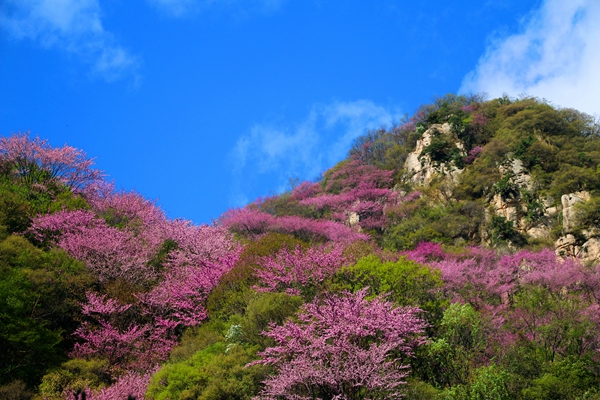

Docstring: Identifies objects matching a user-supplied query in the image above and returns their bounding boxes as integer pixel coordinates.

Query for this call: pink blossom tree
[321,159,394,194]
[71,293,175,373]
[29,209,162,284]
[220,207,368,244]
[0,132,103,191]
[251,288,427,400]
[254,243,348,296]
[81,369,156,400]
[403,243,600,361]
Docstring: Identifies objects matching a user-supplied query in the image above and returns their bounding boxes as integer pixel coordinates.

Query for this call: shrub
[251,289,427,400]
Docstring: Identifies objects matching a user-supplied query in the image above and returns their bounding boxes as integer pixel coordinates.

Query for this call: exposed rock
[491,193,521,226]
[347,211,360,227]
[527,225,550,239]
[561,191,591,232]
[555,234,580,258]
[404,123,465,187]
[499,158,533,191]
[581,238,600,264]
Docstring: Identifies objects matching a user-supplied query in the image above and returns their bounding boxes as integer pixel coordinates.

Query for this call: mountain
[2,94,600,399]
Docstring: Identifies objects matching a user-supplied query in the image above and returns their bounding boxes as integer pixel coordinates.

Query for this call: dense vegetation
[2,95,600,399]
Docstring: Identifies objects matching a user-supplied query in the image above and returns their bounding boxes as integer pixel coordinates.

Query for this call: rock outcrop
[561,191,591,232]
[404,123,465,188]
[553,191,600,264]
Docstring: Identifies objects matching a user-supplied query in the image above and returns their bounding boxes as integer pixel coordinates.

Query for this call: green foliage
[383,201,447,250]
[0,235,93,388]
[492,173,519,200]
[383,199,485,250]
[521,357,600,400]
[522,190,546,225]
[422,131,464,167]
[490,216,526,246]
[0,177,89,237]
[419,94,475,126]
[146,342,268,400]
[416,303,486,388]
[329,255,446,323]
[455,139,507,200]
[240,292,303,348]
[437,365,514,400]
[404,379,439,400]
[38,358,111,399]
[168,320,228,363]
[574,197,600,230]
[511,287,597,363]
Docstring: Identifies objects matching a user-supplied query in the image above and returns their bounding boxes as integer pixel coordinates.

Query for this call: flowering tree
[83,369,155,400]
[71,293,174,373]
[403,243,591,306]
[254,244,348,296]
[251,289,427,400]
[321,159,394,194]
[68,223,242,367]
[0,132,103,191]
[220,207,368,244]
[29,209,161,284]
[403,243,600,363]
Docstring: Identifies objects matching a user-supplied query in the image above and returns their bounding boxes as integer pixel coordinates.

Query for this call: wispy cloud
[229,100,401,206]
[0,0,139,82]
[460,0,600,116]
[148,0,286,17]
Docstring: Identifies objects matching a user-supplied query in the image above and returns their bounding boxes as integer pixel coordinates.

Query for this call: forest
[2,94,600,399]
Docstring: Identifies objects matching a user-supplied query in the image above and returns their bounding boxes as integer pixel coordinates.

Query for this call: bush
[146,342,268,400]
[329,255,446,324]
[240,292,303,348]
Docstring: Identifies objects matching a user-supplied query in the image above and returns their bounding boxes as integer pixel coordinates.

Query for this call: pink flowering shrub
[223,159,416,236]
[139,252,240,327]
[322,159,394,194]
[0,132,103,191]
[28,184,244,392]
[29,209,163,284]
[220,208,368,243]
[71,293,174,372]
[464,146,483,164]
[251,288,427,400]
[69,225,242,369]
[404,243,591,305]
[83,369,155,400]
[299,181,396,230]
[254,244,348,295]
[289,181,321,202]
[404,243,600,360]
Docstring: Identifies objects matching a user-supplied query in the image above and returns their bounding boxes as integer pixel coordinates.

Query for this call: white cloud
[229,100,401,206]
[148,0,285,17]
[460,0,600,116]
[0,0,139,82]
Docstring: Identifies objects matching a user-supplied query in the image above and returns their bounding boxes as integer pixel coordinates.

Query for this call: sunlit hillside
[2,95,600,399]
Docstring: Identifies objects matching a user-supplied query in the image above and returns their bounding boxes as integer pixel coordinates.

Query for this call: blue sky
[1,0,599,224]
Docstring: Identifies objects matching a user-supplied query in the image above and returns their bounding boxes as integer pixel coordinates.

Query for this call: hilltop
[2,95,600,399]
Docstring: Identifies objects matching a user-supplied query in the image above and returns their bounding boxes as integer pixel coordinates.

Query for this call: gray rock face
[499,158,533,191]
[561,191,591,232]
[492,193,520,225]
[553,191,600,264]
[404,123,465,187]
[581,238,600,263]
[555,234,580,258]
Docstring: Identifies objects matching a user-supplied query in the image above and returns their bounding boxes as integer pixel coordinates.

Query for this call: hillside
[2,95,600,399]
